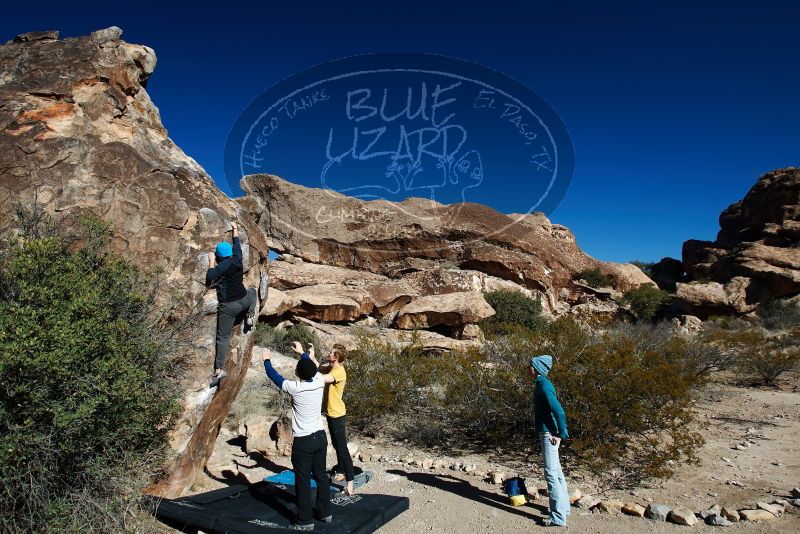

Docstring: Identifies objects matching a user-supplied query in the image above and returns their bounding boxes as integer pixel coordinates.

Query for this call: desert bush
[757,298,800,330]
[549,325,703,487]
[0,211,181,533]
[711,328,800,386]
[572,267,612,288]
[621,285,671,321]
[254,324,322,355]
[481,290,548,335]
[347,318,702,487]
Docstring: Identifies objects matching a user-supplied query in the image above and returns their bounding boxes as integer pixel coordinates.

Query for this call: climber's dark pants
[292,430,331,525]
[214,287,257,370]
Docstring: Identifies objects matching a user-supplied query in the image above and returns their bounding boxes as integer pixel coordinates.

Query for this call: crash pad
[148,481,408,533]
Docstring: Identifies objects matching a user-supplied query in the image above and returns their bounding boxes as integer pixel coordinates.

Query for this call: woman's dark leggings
[327,415,354,482]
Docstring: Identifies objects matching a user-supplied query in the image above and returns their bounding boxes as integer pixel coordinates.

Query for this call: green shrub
[573,267,612,288]
[482,290,548,335]
[0,212,181,533]
[716,328,800,386]
[254,324,322,355]
[346,318,702,488]
[621,285,671,321]
[549,326,703,487]
[757,298,800,330]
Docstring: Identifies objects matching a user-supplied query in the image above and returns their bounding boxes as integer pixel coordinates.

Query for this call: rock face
[242,173,655,321]
[394,291,495,331]
[678,168,800,317]
[0,29,270,497]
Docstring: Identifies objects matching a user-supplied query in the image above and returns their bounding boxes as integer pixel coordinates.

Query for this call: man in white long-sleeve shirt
[262,347,333,531]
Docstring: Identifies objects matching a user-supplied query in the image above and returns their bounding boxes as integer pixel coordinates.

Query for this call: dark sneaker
[243,316,255,334]
[209,370,227,389]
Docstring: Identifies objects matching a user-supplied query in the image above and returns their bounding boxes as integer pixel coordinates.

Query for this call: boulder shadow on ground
[387,469,547,521]
[204,436,289,487]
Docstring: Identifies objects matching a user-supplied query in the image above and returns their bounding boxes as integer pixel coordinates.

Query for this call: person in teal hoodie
[530,354,570,527]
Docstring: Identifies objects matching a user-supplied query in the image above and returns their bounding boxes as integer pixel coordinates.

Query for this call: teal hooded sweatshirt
[530,355,569,439]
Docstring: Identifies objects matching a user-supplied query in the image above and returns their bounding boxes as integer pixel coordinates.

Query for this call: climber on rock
[206,221,256,388]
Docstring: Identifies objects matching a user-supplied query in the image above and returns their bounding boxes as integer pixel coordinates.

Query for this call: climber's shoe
[210,370,227,389]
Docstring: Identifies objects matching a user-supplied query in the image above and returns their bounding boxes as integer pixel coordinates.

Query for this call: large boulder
[394,291,495,330]
[284,284,374,322]
[675,276,769,317]
[268,259,417,316]
[241,174,628,311]
[735,243,800,297]
[679,168,800,314]
[293,317,481,354]
[0,29,270,497]
[650,257,685,291]
[259,288,299,318]
[598,262,656,293]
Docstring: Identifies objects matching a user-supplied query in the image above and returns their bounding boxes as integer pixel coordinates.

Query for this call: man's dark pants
[214,287,257,369]
[291,430,331,525]
[327,415,355,482]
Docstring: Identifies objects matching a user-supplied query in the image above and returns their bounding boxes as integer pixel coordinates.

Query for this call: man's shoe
[209,370,227,389]
[317,515,333,524]
[292,522,314,531]
[540,518,566,527]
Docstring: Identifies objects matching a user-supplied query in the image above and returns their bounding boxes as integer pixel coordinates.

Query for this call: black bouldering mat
[148,481,408,533]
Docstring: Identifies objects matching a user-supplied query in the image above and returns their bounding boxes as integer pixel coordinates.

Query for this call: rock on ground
[622,503,646,517]
[668,509,699,526]
[739,509,777,521]
[645,503,672,521]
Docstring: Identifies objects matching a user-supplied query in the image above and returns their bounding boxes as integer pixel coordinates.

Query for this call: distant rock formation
[0,28,270,497]
[676,168,800,317]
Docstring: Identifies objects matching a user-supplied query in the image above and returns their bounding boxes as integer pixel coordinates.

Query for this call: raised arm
[231,222,243,268]
[291,341,319,366]
[262,349,285,389]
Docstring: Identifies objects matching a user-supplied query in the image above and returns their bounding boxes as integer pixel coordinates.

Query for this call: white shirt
[281,373,325,437]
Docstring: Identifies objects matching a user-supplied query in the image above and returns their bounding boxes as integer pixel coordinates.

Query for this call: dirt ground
[191,377,800,533]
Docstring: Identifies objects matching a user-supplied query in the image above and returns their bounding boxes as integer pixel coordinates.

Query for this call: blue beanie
[530,354,553,376]
[215,242,233,258]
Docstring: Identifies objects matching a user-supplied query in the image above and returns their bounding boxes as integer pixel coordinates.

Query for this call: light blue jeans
[540,432,569,525]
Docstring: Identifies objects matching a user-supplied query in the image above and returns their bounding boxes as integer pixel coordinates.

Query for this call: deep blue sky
[4,1,799,262]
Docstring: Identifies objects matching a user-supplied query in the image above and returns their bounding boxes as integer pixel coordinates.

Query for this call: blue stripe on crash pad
[265,469,328,490]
